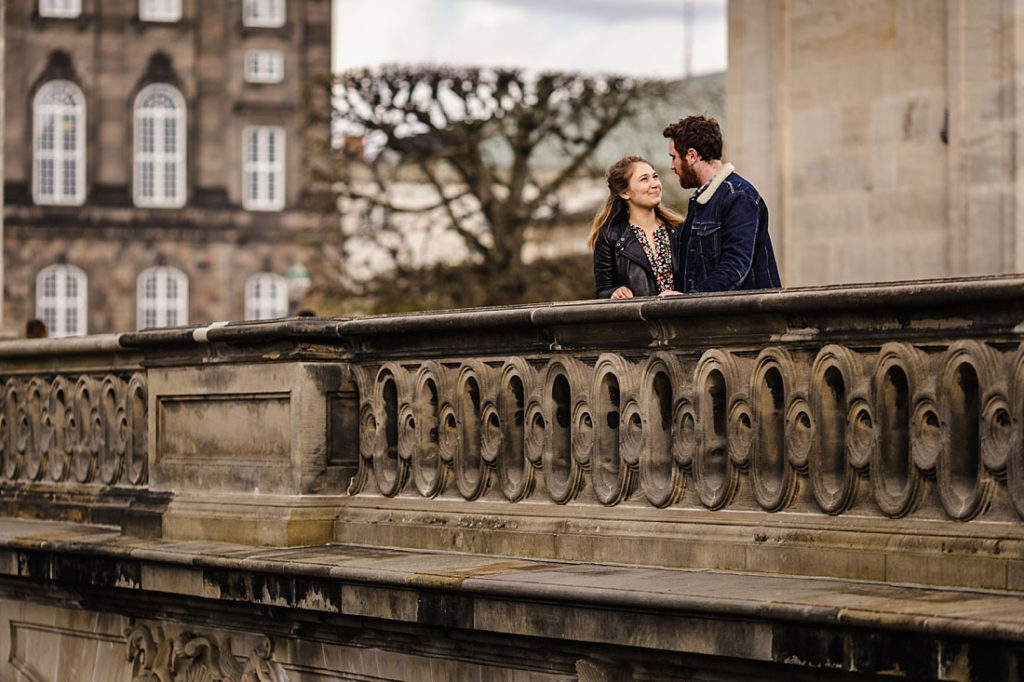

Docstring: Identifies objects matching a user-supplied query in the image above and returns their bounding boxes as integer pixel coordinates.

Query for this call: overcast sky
[332,0,727,79]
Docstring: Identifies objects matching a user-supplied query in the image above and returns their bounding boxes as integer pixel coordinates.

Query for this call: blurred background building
[2,0,331,337]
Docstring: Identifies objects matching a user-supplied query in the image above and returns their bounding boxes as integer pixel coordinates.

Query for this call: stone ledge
[335,496,1024,592]
[0,516,1020,681]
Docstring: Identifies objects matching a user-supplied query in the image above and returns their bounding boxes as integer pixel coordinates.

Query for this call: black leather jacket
[593,216,682,298]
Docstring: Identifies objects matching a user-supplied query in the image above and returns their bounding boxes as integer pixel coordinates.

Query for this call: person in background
[589,155,685,299]
[25,319,48,338]
[663,115,781,293]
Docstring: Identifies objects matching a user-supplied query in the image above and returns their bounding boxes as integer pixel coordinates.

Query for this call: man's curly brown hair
[662,115,722,161]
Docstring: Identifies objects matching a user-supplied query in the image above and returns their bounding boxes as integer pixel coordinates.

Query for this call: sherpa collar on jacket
[694,162,735,206]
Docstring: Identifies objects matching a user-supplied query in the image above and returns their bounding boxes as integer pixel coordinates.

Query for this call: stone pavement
[0,517,1021,679]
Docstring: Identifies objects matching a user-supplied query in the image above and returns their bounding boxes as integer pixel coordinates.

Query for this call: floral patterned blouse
[630,223,675,293]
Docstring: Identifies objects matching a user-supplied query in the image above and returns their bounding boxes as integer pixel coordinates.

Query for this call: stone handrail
[0,334,146,488]
[2,277,1024,588]
[325,276,1024,523]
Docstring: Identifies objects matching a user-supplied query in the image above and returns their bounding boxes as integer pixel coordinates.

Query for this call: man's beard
[678,163,700,189]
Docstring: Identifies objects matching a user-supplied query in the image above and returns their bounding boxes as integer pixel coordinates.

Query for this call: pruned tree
[313,65,670,302]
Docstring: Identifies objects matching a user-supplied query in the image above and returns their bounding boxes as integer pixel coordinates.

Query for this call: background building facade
[3,0,331,336]
[728,0,1024,288]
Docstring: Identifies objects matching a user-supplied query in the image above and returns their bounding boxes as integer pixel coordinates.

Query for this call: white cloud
[333,0,727,78]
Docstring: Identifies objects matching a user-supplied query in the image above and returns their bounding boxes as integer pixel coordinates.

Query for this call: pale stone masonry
[727,0,1024,288]
[2,0,332,335]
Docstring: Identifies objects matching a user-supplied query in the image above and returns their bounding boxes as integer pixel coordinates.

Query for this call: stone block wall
[2,0,332,334]
[728,0,1024,287]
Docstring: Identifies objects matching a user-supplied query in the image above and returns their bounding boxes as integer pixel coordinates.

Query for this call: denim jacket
[593,215,681,298]
[680,163,781,293]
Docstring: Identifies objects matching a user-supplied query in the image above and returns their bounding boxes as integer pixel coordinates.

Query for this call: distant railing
[0,335,147,488]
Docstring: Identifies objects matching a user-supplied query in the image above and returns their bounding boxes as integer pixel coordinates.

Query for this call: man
[663,116,781,293]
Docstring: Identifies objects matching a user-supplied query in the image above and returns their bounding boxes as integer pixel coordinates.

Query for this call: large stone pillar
[728,0,1024,287]
[1,1,5,329]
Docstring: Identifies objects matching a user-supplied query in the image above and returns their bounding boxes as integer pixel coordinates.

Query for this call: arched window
[137,266,188,329]
[39,0,81,18]
[134,84,186,208]
[243,0,285,27]
[244,272,288,320]
[139,0,181,22]
[242,126,285,211]
[36,264,87,337]
[33,80,85,206]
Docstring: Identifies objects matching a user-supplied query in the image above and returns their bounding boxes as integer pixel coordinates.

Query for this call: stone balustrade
[2,278,1024,680]
[348,339,1024,521]
[2,277,1024,589]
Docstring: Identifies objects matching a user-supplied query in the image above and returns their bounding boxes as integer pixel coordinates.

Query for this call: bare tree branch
[324,65,666,287]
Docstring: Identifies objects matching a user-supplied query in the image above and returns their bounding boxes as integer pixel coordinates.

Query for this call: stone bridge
[0,277,1022,680]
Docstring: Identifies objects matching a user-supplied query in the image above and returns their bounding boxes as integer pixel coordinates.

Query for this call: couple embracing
[589,115,781,298]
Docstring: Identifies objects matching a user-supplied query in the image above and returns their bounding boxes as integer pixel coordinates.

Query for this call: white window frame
[244,49,285,84]
[242,126,285,211]
[139,0,181,22]
[133,84,187,208]
[242,0,285,27]
[244,272,289,320]
[39,0,81,18]
[33,80,86,206]
[36,264,87,338]
[137,266,188,330]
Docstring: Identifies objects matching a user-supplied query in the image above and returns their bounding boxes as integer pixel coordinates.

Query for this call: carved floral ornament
[0,373,147,486]
[125,624,287,682]
[349,342,1024,521]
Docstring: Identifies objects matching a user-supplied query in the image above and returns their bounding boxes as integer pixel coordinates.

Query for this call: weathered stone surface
[1,280,1024,677]
[0,516,1021,679]
[728,0,1024,287]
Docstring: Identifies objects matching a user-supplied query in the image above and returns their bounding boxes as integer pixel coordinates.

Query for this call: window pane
[247,131,259,163]
[62,159,77,196]
[134,85,185,207]
[35,81,85,205]
[42,273,57,298]
[41,308,57,331]
[38,160,54,197]
[38,265,86,338]
[163,118,176,154]
[266,132,276,163]
[247,171,259,201]
[141,161,155,198]
[61,115,77,151]
[140,119,154,153]
[39,116,55,151]
[163,162,176,198]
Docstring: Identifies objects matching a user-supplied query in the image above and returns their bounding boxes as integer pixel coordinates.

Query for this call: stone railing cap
[116,274,1024,350]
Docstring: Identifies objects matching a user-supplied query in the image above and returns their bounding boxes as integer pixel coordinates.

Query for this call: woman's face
[619,162,662,210]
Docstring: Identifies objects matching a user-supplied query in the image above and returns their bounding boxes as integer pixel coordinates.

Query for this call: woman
[589,155,684,299]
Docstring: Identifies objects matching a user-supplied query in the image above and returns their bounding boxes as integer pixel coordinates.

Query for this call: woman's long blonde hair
[587,155,683,250]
